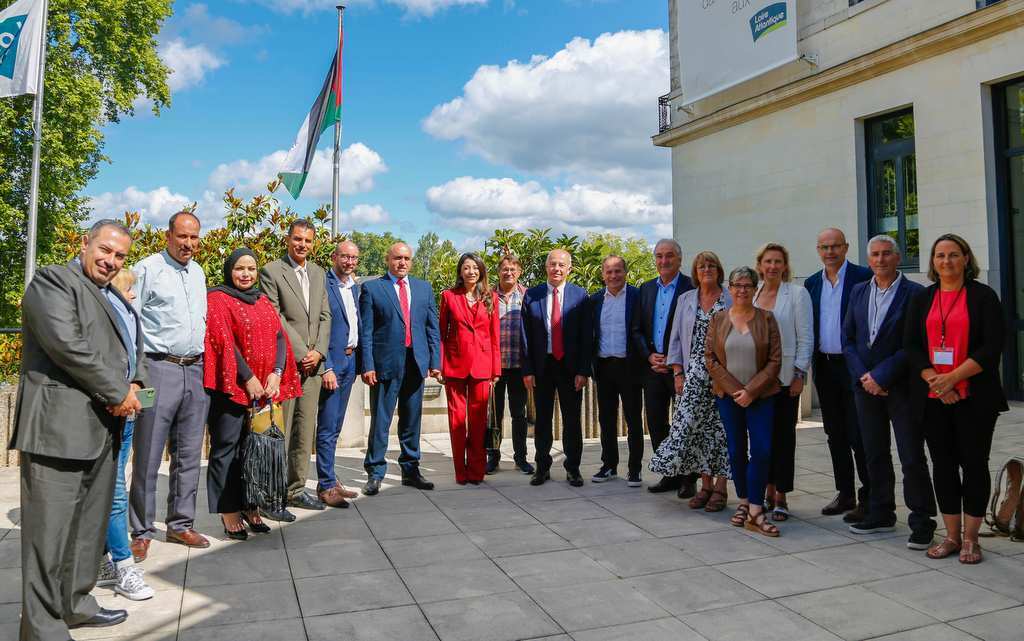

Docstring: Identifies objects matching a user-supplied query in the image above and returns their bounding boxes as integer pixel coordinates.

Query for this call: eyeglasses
[729,283,755,291]
[817,243,848,252]
[336,254,359,261]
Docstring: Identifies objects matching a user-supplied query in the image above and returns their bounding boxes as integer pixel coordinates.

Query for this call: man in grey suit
[260,219,332,519]
[10,220,146,640]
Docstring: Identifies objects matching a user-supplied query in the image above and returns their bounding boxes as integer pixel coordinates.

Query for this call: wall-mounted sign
[679,0,798,105]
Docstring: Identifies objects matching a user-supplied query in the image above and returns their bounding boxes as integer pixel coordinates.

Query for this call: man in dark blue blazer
[805,227,873,519]
[358,242,441,496]
[631,239,694,495]
[841,235,936,548]
[521,248,593,487]
[316,240,363,507]
[590,256,646,486]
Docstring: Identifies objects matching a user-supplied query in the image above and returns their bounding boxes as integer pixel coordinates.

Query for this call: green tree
[0,0,173,325]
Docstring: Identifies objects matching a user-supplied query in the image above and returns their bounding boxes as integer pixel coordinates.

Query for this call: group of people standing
[8,211,1009,640]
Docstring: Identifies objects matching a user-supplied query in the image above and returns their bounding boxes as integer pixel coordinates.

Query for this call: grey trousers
[19,437,115,641]
[283,372,322,497]
[129,359,210,538]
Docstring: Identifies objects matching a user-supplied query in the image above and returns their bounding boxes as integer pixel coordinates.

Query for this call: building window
[977,0,1005,8]
[995,78,1024,397]
[866,109,918,268]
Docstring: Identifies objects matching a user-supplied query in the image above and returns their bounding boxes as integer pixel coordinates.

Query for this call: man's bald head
[387,242,413,278]
[332,239,360,278]
[816,227,850,271]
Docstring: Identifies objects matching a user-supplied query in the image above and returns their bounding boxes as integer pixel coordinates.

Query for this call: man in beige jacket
[260,219,332,520]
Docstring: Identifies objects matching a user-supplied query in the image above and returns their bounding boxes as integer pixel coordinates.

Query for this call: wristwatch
[272,368,283,376]
[793,368,806,381]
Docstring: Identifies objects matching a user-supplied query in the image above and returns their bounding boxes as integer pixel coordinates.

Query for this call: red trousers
[445,378,490,482]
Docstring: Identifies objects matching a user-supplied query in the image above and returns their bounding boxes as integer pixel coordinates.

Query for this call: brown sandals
[745,510,780,537]
[689,488,713,510]
[959,540,983,565]
[705,490,728,512]
[926,537,962,559]
[730,504,750,527]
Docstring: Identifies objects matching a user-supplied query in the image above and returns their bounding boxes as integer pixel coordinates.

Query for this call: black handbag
[241,401,288,512]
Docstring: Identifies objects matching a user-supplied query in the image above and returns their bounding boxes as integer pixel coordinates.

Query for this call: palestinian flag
[278,33,343,199]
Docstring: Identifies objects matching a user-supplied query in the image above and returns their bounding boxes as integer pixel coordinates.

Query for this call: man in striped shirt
[486,255,535,475]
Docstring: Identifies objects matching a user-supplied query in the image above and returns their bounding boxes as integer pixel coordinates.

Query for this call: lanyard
[937,287,964,348]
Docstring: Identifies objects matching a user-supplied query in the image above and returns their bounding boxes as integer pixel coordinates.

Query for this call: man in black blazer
[590,256,645,486]
[631,239,694,495]
[521,248,593,486]
[10,221,146,639]
[841,235,936,548]
[805,227,873,519]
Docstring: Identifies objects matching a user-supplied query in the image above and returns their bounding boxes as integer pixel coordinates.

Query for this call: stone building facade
[656,0,1024,397]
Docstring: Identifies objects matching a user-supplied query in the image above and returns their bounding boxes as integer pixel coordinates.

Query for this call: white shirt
[868,273,902,346]
[819,260,848,354]
[598,287,628,358]
[389,272,412,311]
[338,274,359,348]
[544,282,566,354]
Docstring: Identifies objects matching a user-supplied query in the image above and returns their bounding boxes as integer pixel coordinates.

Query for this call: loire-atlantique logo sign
[750,2,788,43]
[0,14,27,80]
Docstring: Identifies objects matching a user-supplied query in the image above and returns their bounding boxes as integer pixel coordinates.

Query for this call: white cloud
[159,38,224,92]
[173,4,267,47]
[208,143,388,200]
[247,0,487,17]
[347,204,391,225]
[425,176,670,239]
[87,186,224,229]
[423,29,670,195]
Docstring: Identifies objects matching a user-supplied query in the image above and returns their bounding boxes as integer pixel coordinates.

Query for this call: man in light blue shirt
[805,228,873,521]
[128,211,211,560]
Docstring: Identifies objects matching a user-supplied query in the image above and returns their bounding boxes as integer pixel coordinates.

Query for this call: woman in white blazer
[753,243,813,521]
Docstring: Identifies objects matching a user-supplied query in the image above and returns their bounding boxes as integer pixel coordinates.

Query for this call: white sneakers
[115,565,155,601]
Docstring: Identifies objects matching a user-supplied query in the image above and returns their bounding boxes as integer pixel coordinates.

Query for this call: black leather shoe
[842,504,867,523]
[260,507,296,523]
[530,471,551,486]
[69,608,127,629]
[363,477,382,496]
[647,476,680,493]
[567,473,584,487]
[677,479,697,499]
[289,491,326,511]
[486,451,500,475]
[821,493,856,516]
[516,460,536,475]
[402,474,435,490]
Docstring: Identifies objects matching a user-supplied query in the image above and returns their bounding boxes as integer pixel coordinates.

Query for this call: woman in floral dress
[650,251,732,511]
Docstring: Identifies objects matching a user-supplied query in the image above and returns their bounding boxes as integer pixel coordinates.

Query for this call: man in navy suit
[590,256,645,486]
[358,242,441,496]
[805,227,873,519]
[632,239,694,496]
[316,240,363,508]
[521,248,593,487]
[841,235,936,548]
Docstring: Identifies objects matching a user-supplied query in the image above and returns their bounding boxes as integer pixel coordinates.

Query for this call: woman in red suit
[440,253,501,484]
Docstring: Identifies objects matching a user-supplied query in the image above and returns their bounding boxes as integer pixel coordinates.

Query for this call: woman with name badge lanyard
[904,233,1008,565]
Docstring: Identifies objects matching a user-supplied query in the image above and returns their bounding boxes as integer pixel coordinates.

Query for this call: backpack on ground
[983,456,1024,541]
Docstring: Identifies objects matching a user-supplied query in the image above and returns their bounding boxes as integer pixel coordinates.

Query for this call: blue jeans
[316,354,357,490]
[106,419,134,563]
[716,397,774,507]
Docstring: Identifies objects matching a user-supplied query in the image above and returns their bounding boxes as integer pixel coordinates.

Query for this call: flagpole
[331,4,345,238]
[24,0,48,288]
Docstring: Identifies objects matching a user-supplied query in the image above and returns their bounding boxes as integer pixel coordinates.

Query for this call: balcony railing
[658,93,671,133]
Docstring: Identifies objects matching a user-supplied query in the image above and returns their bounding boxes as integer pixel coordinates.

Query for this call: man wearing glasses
[805,228,873,520]
[315,240,363,507]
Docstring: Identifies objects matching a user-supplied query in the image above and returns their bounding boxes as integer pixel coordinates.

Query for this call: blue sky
[88,0,673,247]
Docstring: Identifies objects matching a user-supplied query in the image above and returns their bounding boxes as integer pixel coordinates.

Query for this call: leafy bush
[0,182,661,378]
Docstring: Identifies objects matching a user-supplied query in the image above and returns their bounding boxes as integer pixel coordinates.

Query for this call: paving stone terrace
[1,409,1023,641]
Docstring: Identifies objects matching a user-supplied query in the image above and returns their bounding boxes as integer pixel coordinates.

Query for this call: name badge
[931,347,955,366]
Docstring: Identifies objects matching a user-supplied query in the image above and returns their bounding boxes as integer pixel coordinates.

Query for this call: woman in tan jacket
[706,266,783,537]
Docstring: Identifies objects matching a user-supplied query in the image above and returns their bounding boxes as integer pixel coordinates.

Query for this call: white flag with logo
[0,0,45,98]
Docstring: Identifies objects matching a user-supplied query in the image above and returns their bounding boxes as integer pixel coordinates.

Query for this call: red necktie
[398,278,412,347]
[551,286,564,361]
